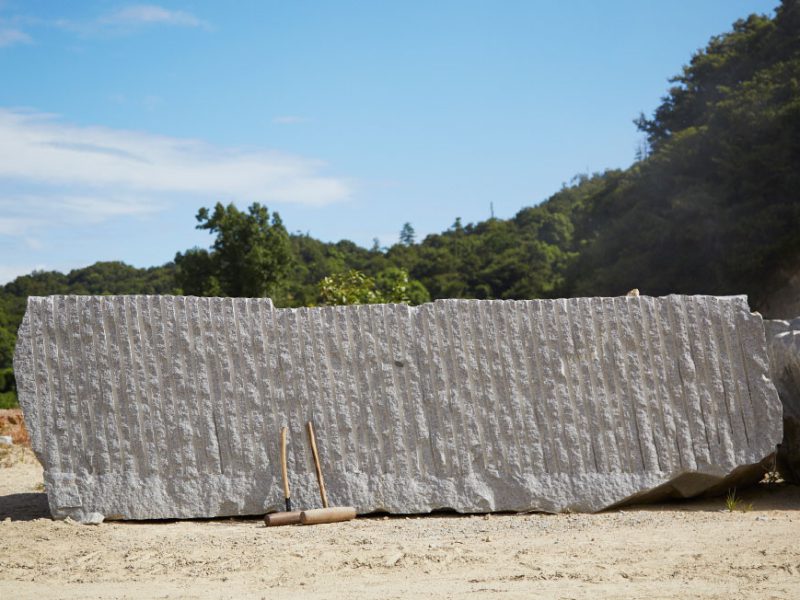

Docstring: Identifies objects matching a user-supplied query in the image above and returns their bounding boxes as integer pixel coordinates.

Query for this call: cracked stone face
[14,295,782,522]
[764,317,800,482]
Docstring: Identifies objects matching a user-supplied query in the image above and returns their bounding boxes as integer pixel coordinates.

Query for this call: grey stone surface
[83,512,104,525]
[14,295,782,521]
[765,317,800,482]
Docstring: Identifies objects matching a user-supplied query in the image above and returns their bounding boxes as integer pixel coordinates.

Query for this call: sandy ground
[0,447,798,600]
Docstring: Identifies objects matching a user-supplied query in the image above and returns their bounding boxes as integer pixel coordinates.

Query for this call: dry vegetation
[0,409,31,468]
[0,409,30,446]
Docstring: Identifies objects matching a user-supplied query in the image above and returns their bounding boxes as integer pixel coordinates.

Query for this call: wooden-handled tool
[264,510,302,527]
[299,420,356,526]
[280,426,292,511]
[306,421,329,508]
[264,426,301,527]
[300,506,356,525]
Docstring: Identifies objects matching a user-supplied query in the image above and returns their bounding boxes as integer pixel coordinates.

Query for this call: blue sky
[0,0,779,283]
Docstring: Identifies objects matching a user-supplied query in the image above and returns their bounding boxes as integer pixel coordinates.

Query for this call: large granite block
[14,295,782,521]
[765,317,800,482]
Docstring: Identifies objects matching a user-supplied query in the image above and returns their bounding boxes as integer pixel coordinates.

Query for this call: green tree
[0,328,14,373]
[0,310,16,375]
[318,270,383,305]
[180,202,294,298]
[399,222,416,246]
[318,268,430,306]
[570,0,800,301]
[376,267,431,305]
[174,248,222,296]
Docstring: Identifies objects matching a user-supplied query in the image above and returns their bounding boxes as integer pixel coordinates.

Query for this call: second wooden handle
[280,426,290,501]
[306,421,329,508]
[300,507,356,525]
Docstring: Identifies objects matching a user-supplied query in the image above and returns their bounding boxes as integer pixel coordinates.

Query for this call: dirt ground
[1,419,799,599]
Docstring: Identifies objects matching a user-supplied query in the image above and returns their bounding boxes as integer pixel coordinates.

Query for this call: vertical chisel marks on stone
[765,316,800,482]
[13,294,782,520]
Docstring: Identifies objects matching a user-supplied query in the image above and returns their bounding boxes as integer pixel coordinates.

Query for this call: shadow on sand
[0,492,51,521]
[608,481,800,514]
[0,483,797,523]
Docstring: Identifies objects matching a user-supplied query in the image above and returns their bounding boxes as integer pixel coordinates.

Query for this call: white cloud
[59,194,163,222]
[43,4,210,36]
[0,194,163,244]
[99,4,207,29]
[0,27,31,47]
[0,108,353,228]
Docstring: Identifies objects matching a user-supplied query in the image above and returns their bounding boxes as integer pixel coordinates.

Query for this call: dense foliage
[577,2,800,298]
[0,262,177,406]
[318,267,430,306]
[175,202,293,299]
[1,1,798,409]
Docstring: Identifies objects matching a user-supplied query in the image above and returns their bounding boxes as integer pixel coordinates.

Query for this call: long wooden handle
[300,507,355,525]
[280,426,290,507]
[264,510,301,527]
[306,421,329,508]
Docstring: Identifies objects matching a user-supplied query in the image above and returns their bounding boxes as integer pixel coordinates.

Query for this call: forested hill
[1,0,798,406]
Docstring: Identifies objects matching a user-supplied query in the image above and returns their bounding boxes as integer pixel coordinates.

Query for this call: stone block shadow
[0,492,51,521]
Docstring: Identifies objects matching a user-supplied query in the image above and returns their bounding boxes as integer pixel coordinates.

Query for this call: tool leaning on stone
[263,426,302,526]
[263,421,356,527]
[300,421,357,525]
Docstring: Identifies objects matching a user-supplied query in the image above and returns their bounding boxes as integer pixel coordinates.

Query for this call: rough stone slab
[765,317,800,482]
[14,295,782,521]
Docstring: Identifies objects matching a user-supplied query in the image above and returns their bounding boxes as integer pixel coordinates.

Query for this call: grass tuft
[725,488,753,513]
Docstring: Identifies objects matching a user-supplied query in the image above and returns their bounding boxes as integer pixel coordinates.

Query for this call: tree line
[2,0,798,407]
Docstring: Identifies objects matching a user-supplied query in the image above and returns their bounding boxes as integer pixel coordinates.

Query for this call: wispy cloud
[61,194,163,221]
[0,5,208,45]
[0,27,31,47]
[273,116,309,125]
[37,4,211,37]
[99,4,208,29]
[0,107,353,236]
